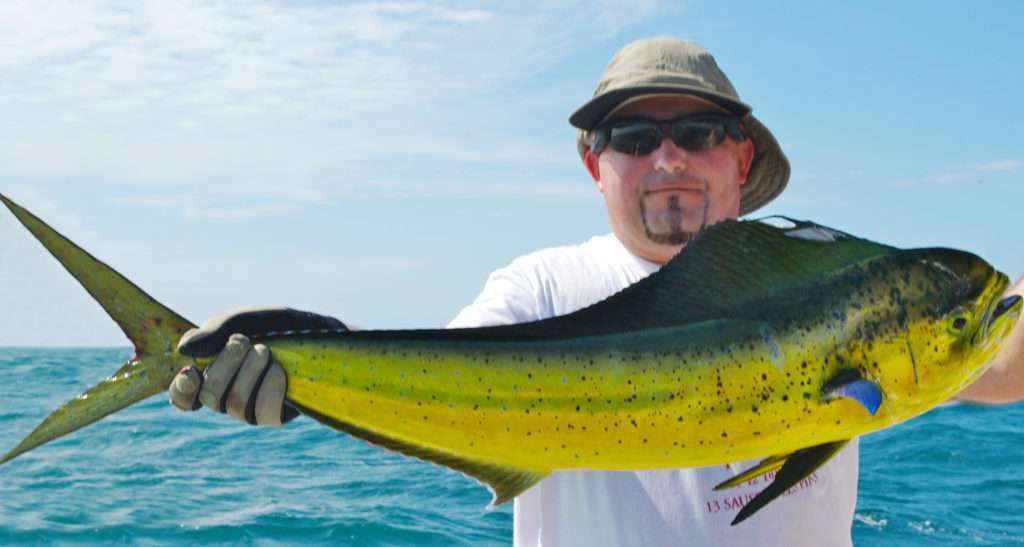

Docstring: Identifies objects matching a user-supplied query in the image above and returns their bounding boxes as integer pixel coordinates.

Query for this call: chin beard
[641,195,701,245]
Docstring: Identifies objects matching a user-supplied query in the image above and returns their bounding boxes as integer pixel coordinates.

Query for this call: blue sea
[1,348,1021,546]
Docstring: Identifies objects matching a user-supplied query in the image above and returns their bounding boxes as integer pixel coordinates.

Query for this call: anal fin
[294,403,547,506]
[730,440,849,525]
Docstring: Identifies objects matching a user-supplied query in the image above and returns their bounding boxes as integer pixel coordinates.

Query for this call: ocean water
[0,348,1021,546]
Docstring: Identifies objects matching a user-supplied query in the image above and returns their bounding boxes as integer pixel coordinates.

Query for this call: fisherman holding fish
[168,38,1024,546]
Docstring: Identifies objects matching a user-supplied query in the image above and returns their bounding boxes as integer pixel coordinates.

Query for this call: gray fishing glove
[169,306,347,427]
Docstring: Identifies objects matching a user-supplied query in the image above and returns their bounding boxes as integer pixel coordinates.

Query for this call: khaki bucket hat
[570,37,790,216]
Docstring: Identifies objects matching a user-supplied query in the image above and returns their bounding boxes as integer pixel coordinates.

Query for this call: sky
[1,0,1022,346]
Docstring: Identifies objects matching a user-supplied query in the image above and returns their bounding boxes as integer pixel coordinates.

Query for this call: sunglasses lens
[670,121,726,151]
[603,118,731,156]
[608,124,661,155]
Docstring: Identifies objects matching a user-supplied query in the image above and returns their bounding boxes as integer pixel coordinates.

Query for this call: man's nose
[650,137,688,172]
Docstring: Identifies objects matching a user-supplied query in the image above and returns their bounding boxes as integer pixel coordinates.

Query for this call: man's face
[584,95,755,265]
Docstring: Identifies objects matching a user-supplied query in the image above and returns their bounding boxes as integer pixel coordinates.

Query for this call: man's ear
[736,139,755,186]
[584,149,603,191]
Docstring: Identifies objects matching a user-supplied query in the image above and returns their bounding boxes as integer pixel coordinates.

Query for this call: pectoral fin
[822,370,883,415]
[730,440,849,525]
[714,453,790,491]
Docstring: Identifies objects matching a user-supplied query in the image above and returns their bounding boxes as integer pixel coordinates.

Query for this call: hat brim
[569,85,752,130]
[738,114,789,216]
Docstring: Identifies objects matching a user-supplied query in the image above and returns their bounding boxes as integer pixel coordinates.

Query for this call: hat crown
[595,38,740,101]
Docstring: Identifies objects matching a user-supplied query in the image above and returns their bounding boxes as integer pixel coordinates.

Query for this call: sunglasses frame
[589,114,747,157]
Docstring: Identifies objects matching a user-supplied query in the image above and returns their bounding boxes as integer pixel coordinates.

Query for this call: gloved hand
[169,306,347,427]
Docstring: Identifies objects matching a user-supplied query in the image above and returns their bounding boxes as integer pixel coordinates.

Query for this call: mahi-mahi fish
[0,193,1019,525]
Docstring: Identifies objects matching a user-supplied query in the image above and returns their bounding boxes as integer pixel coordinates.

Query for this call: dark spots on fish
[642,438,648,444]
[630,419,638,428]
[782,395,789,402]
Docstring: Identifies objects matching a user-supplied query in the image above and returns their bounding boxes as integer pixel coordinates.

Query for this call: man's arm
[956,275,1024,403]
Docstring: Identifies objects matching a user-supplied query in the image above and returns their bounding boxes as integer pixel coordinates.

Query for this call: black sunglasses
[590,114,747,156]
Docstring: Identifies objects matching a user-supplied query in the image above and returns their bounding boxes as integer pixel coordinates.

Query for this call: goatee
[641,195,694,245]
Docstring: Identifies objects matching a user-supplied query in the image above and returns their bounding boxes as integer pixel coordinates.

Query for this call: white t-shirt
[449,233,858,547]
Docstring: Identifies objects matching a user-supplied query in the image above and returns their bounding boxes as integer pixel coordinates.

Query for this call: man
[169,38,1024,545]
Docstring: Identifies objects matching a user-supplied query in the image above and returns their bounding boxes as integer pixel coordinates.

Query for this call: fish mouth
[992,295,1022,321]
[974,275,1019,347]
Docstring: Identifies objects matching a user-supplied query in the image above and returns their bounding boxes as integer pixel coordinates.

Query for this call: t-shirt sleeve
[447,262,543,328]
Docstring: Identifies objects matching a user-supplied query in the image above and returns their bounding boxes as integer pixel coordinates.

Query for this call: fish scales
[4,192,1019,524]
[267,251,996,471]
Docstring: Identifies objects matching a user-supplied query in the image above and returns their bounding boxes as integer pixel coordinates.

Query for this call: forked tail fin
[0,194,197,464]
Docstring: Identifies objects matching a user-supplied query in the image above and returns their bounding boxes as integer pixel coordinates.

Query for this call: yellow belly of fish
[268,322,958,472]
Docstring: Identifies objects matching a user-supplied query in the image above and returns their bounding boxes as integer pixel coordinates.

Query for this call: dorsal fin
[347,218,898,344]
[549,217,897,334]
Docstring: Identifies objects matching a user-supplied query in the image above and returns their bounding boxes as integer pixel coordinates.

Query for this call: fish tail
[0,194,197,464]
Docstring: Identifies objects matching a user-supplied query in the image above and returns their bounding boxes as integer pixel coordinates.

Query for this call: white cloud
[593,0,673,34]
[0,0,668,209]
[901,158,1022,187]
[110,176,598,221]
[924,171,970,185]
[974,159,1023,173]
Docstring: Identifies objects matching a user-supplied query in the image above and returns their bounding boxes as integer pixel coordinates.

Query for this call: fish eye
[952,317,968,331]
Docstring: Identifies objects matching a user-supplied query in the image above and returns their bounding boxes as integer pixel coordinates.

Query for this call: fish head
[898,248,1019,397]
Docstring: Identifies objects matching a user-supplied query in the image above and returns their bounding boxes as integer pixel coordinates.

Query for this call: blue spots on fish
[758,325,782,369]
